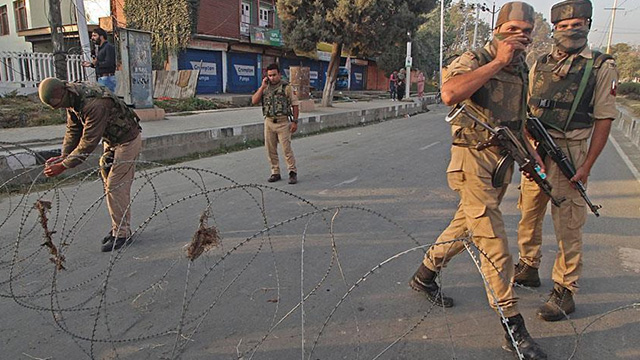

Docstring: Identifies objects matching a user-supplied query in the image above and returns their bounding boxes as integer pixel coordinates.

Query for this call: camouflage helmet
[38,77,67,107]
[495,2,535,28]
[551,0,592,24]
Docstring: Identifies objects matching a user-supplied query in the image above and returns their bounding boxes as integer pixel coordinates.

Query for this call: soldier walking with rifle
[408,3,547,359]
[515,0,618,322]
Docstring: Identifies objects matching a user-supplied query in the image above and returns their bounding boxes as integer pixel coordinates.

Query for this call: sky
[469,0,640,47]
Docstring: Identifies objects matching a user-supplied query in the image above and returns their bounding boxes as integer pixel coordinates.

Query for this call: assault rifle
[526,116,602,216]
[446,104,565,207]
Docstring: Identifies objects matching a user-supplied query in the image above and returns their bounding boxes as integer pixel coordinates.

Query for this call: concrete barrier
[616,107,640,148]
[1,99,434,185]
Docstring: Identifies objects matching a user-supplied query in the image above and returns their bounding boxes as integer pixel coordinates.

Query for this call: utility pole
[473,4,479,49]
[439,0,444,92]
[405,32,412,99]
[47,0,67,80]
[74,0,96,81]
[605,0,623,54]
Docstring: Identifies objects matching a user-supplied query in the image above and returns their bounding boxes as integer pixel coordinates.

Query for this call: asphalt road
[1,105,639,359]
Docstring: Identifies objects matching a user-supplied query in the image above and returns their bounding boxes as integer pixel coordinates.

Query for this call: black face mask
[553,27,589,54]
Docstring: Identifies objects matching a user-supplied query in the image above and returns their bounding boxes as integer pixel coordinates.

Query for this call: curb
[1,99,434,185]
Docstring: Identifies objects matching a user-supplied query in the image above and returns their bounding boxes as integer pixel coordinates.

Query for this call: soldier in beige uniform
[39,77,142,252]
[408,3,546,359]
[515,0,618,322]
[252,63,300,185]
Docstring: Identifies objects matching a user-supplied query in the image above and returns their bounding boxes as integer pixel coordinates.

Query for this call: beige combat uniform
[62,85,142,239]
[517,47,618,292]
[263,82,299,175]
[423,43,528,318]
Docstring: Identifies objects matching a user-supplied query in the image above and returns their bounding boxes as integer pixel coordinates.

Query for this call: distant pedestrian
[251,63,300,185]
[417,70,426,99]
[82,27,116,92]
[38,77,142,252]
[397,69,406,100]
[389,71,398,101]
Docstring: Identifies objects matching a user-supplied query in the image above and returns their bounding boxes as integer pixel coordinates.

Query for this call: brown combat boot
[514,260,541,287]
[502,314,548,359]
[409,263,454,308]
[537,283,575,321]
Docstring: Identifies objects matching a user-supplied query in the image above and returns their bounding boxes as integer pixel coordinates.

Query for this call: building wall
[197,0,239,38]
[27,0,77,29]
[0,0,31,51]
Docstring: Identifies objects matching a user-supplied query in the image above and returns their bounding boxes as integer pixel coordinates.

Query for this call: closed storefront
[227,52,260,93]
[178,49,223,94]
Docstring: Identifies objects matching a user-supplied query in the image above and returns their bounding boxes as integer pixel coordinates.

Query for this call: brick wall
[197,0,240,38]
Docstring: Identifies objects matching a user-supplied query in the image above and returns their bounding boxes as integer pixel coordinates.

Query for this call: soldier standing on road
[251,63,300,185]
[408,3,547,359]
[515,0,618,322]
[38,77,142,252]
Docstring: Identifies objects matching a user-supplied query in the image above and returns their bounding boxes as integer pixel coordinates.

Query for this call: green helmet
[551,0,592,24]
[38,77,67,107]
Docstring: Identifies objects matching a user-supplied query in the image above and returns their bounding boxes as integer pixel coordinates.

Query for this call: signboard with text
[250,27,283,46]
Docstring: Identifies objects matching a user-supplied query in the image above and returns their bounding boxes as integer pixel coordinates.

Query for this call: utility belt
[266,116,290,123]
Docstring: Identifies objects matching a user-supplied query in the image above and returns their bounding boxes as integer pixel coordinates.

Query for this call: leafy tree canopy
[125,0,194,69]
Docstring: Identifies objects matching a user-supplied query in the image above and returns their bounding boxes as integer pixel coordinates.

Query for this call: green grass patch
[0,92,66,128]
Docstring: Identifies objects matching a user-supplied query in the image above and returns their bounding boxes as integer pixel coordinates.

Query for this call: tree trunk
[321,42,342,107]
[47,0,67,80]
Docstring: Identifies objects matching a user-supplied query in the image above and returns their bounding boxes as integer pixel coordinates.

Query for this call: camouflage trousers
[517,139,588,292]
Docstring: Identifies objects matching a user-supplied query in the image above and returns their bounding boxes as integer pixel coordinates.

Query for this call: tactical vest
[69,83,141,146]
[262,82,292,118]
[529,51,613,132]
[452,48,528,146]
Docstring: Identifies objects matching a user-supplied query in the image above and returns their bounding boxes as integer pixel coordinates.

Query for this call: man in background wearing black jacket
[82,27,116,92]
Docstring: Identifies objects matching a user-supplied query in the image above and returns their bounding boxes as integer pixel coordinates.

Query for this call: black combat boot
[409,263,454,308]
[537,283,575,321]
[502,314,548,360]
[514,260,541,287]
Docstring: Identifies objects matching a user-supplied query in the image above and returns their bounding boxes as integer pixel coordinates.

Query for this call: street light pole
[439,0,444,92]
[405,31,412,99]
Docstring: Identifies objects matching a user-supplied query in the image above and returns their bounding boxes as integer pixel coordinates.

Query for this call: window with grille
[0,6,9,36]
[13,0,27,31]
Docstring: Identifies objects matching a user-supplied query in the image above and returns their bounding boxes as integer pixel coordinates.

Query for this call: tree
[125,0,193,69]
[377,2,490,83]
[526,12,553,67]
[610,43,640,81]
[47,0,67,80]
[277,0,437,106]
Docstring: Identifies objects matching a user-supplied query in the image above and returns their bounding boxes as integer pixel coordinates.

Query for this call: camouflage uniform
[422,39,529,318]
[517,45,618,292]
[262,81,299,176]
[61,82,142,239]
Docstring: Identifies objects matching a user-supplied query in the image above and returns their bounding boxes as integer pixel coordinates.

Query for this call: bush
[154,97,227,113]
[618,82,640,97]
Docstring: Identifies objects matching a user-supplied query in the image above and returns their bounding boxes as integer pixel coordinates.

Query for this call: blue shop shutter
[178,49,222,94]
[228,52,259,93]
[351,65,365,90]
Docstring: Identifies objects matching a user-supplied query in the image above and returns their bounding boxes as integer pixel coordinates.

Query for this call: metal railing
[0,51,85,87]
